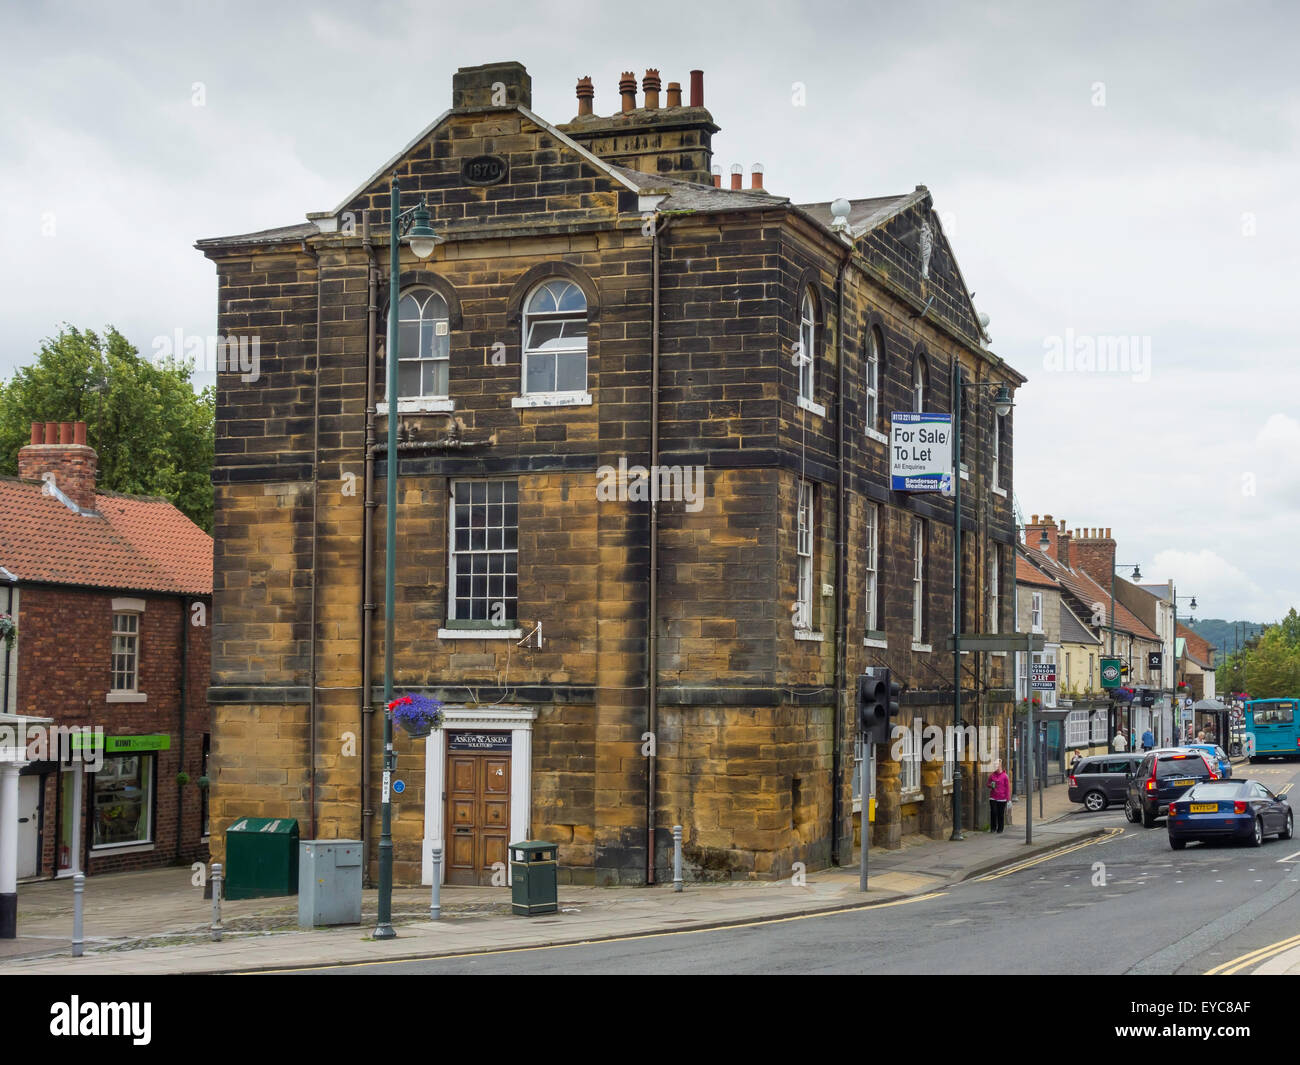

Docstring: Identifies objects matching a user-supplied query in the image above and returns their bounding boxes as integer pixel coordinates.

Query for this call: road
[305,760,1300,976]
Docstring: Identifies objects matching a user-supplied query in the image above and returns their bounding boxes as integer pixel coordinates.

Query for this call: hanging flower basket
[1015,696,1042,715]
[388,693,445,738]
[0,613,16,647]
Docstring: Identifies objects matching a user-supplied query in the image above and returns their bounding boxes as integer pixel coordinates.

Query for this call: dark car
[1166,779,1294,849]
[1124,748,1219,827]
[1068,753,1144,811]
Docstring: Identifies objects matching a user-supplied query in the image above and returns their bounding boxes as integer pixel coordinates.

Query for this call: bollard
[211,863,223,942]
[672,825,683,892]
[430,845,442,921]
[72,873,84,957]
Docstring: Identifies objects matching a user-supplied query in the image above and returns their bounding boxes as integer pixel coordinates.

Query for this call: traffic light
[858,667,901,744]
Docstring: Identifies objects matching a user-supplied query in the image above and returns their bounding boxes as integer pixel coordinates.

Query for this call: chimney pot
[44,422,57,444]
[666,81,682,107]
[642,69,661,109]
[712,166,722,188]
[730,163,743,190]
[29,422,41,446]
[619,71,637,112]
[1105,527,1111,538]
[1031,514,1039,524]
[689,69,704,107]
[74,421,87,446]
[576,75,594,116]
[751,163,764,189]
[60,421,73,445]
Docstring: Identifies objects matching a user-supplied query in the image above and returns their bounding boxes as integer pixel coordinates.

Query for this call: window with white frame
[864,502,879,631]
[1066,708,1090,747]
[865,327,881,433]
[798,287,816,403]
[392,288,450,401]
[1090,710,1108,743]
[111,611,140,691]
[1031,591,1043,633]
[988,550,999,634]
[522,279,588,396]
[993,416,1003,490]
[899,724,922,792]
[449,480,518,624]
[943,725,960,786]
[913,355,927,412]
[796,481,814,629]
[912,518,925,642]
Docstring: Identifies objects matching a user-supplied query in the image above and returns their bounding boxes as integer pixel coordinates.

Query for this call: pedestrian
[1069,749,1084,775]
[1141,727,1154,751]
[988,759,1011,833]
[1195,730,1205,745]
[1112,728,1128,752]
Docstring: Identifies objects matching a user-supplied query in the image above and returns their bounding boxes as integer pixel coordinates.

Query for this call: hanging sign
[890,412,952,491]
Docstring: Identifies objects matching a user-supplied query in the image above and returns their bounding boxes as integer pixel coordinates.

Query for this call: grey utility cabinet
[298,839,363,928]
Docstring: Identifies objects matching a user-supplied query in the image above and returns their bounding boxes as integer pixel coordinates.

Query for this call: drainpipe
[361,210,378,858]
[304,238,322,840]
[646,213,671,884]
[831,246,850,865]
[175,595,189,862]
[2,583,12,714]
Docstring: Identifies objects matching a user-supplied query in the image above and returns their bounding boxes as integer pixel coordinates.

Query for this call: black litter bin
[509,841,557,916]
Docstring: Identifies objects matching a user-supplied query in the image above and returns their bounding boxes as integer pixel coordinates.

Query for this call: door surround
[423,705,536,886]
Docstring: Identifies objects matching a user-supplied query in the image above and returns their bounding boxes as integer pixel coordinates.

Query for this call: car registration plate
[1189,803,1217,813]
[1173,779,1194,786]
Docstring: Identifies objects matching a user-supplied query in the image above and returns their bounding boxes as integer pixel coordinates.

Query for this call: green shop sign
[70,733,171,753]
[1100,658,1123,689]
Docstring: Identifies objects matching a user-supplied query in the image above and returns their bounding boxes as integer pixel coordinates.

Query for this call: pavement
[4,774,1273,975]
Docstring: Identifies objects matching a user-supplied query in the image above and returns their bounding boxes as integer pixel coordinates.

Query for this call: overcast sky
[1,0,1296,627]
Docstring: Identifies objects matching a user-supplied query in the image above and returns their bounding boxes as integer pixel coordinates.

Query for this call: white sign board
[1031,662,1057,692]
[890,412,953,492]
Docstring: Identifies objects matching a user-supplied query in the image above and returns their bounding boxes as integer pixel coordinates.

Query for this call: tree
[1220,626,1300,700]
[0,325,214,530]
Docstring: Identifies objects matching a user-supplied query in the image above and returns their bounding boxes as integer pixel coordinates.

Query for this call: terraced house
[198,61,1025,887]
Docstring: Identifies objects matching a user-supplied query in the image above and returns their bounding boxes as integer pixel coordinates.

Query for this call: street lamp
[375,175,441,940]
[1171,588,1197,745]
[950,378,1014,841]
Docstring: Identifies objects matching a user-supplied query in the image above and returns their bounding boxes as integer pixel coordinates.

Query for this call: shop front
[61,733,169,875]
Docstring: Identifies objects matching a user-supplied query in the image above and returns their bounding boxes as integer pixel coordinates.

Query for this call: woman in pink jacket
[988,760,1011,834]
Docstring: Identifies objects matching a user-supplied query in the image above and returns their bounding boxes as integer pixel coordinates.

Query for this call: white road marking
[1277,849,1300,864]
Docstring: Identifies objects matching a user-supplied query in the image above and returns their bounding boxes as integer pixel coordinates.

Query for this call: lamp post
[1171,589,1197,745]
[950,378,1013,841]
[374,175,441,940]
[1108,563,1141,746]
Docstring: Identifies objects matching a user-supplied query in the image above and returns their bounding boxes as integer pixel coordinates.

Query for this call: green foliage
[1217,617,1300,700]
[0,325,214,530]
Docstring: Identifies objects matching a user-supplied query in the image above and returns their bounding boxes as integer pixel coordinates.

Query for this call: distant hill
[1186,618,1266,656]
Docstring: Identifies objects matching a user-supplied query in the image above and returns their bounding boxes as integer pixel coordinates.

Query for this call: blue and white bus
[1245,698,1300,762]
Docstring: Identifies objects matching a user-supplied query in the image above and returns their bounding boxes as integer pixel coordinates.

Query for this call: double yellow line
[974,828,1123,882]
[1205,931,1300,975]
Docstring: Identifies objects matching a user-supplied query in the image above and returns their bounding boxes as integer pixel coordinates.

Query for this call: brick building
[0,421,212,887]
[198,61,1025,887]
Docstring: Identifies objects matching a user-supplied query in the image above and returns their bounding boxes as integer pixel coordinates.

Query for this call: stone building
[198,61,1025,887]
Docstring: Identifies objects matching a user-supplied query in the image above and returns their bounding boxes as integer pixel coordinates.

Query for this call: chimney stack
[712,166,722,187]
[730,163,743,190]
[751,163,764,190]
[666,81,682,107]
[18,420,98,512]
[575,75,594,116]
[619,71,637,112]
[1071,524,1118,589]
[642,69,661,109]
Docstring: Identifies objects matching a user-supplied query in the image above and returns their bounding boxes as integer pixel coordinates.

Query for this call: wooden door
[445,748,511,886]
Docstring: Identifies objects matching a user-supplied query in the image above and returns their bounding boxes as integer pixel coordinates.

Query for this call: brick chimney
[18,421,98,511]
[1072,526,1118,588]
[1025,513,1059,561]
[560,67,720,185]
[451,61,532,109]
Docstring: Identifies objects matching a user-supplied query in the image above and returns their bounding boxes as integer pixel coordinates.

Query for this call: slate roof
[1060,602,1102,645]
[0,477,212,596]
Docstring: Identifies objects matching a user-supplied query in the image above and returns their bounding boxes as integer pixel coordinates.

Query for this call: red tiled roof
[1177,623,1214,665]
[0,478,212,596]
[1022,544,1160,642]
[1017,554,1059,589]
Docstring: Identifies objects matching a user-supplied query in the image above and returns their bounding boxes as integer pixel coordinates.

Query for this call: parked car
[1166,779,1294,849]
[1068,753,1144,811]
[1181,743,1231,778]
[1125,748,1219,827]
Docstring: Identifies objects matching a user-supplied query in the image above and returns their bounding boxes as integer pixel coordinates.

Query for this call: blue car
[1166,779,1293,849]
[1180,743,1231,778]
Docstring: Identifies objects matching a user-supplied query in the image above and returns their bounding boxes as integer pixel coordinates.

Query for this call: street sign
[890,412,952,491]
[1100,657,1122,689]
[1031,662,1056,691]
[392,779,406,795]
[1148,651,1163,671]
[946,632,1045,652]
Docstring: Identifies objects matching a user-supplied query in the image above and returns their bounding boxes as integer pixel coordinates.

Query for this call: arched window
[523,279,588,395]
[798,287,817,403]
[393,288,449,400]
[865,325,882,433]
[913,354,928,413]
